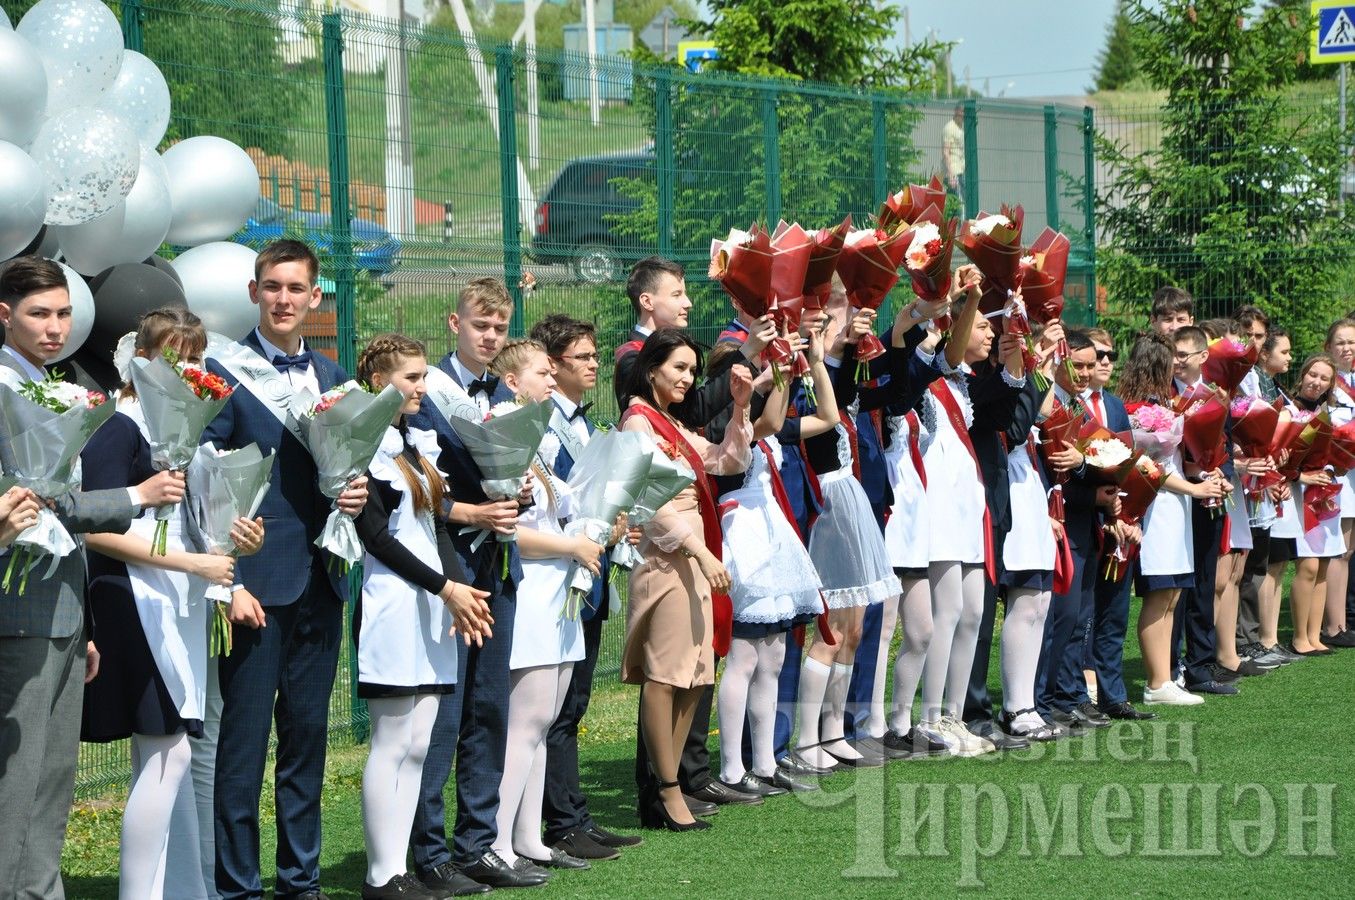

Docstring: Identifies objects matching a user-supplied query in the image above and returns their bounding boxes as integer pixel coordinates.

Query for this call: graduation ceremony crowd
[4,233,1355,900]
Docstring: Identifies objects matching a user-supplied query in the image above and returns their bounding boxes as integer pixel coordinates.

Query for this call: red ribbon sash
[757,440,834,647]
[614,339,645,363]
[905,410,927,489]
[621,402,734,656]
[928,379,997,584]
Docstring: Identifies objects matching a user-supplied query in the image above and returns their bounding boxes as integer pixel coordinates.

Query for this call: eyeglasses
[554,352,601,363]
[1095,350,1118,362]
[1174,350,1206,361]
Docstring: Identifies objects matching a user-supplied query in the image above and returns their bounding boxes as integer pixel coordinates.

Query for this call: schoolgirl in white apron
[1322,320,1355,644]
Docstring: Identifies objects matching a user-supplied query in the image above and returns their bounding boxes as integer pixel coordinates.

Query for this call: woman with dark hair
[1118,333,1228,707]
[620,328,753,831]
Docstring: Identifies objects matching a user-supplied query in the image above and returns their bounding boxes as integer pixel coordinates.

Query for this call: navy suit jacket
[202,331,348,607]
[1059,389,1130,554]
[550,408,610,622]
[407,353,524,589]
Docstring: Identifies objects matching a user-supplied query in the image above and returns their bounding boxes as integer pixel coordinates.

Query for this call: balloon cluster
[0,0,264,362]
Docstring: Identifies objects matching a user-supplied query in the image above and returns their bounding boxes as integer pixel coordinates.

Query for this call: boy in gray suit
[0,256,185,899]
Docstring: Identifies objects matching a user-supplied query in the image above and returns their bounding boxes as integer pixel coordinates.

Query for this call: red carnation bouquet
[902,204,957,301]
[1230,395,1285,514]
[878,176,947,233]
[1102,456,1169,582]
[1201,338,1259,395]
[766,221,814,385]
[959,205,1024,292]
[802,215,852,310]
[837,223,913,378]
[1181,395,1231,514]
[1036,400,1088,521]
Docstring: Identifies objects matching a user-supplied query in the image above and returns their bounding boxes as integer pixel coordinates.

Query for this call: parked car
[235,197,402,276]
[530,149,655,283]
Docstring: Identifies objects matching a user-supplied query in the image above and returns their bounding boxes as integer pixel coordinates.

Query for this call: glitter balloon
[17,0,124,112]
[100,50,171,151]
[54,148,172,274]
[30,106,140,226]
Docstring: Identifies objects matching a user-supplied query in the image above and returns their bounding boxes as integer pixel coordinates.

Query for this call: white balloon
[101,50,170,151]
[30,107,140,226]
[1,8,11,29]
[172,242,259,340]
[50,259,94,363]
[0,28,48,148]
[17,0,123,112]
[53,149,171,275]
[0,141,50,260]
[163,136,261,247]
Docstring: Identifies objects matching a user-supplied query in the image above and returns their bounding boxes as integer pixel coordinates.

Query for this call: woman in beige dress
[619,329,753,831]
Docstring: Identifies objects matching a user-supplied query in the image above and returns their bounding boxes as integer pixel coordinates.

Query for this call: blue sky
[897,0,1119,98]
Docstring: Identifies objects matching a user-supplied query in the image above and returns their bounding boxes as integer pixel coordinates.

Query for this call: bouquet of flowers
[1230,395,1285,512]
[611,430,697,586]
[447,399,554,576]
[1170,381,1216,415]
[802,215,852,309]
[290,381,406,571]
[1075,419,1139,484]
[711,225,796,384]
[837,224,913,377]
[1102,456,1169,581]
[878,176,947,232]
[1036,401,1088,520]
[1181,395,1231,514]
[1018,227,1072,368]
[560,430,653,619]
[1325,420,1355,475]
[1305,478,1342,532]
[1272,410,1318,481]
[1127,402,1184,462]
[959,205,1025,292]
[902,205,958,303]
[0,375,115,592]
[1201,338,1259,395]
[129,347,235,555]
[187,443,275,655]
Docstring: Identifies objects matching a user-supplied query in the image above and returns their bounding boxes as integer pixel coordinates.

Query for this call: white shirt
[633,323,654,338]
[1080,388,1108,426]
[253,328,320,399]
[448,353,493,416]
[552,394,592,448]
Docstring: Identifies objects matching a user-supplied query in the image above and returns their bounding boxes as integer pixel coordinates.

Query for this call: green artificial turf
[63,600,1352,898]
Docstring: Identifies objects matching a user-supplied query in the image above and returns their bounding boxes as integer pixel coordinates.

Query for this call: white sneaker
[1143,681,1204,706]
[937,716,995,756]
[915,720,959,756]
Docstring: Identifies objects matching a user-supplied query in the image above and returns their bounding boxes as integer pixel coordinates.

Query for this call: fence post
[871,98,888,207]
[495,45,524,337]
[321,11,364,742]
[761,86,780,225]
[655,68,674,258]
[963,98,979,216]
[1043,104,1060,231]
[1082,105,1098,325]
[120,0,144,52]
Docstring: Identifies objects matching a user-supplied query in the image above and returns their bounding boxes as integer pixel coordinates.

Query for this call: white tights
[121,732,203,900]
[493,663,574,864]
[862,597,900,739]
[922,562,985,722]
[888,576,933,735]
[1000,587,1052,730]
[363,694,440,887]
[717,634,787,782]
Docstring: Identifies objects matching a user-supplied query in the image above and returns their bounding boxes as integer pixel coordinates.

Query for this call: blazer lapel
[439,353,462,386]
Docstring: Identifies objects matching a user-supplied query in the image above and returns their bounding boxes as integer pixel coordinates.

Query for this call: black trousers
[542,612,606,843]
[1174,503,1224,684]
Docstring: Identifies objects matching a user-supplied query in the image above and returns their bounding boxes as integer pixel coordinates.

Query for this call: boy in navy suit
[408,278,541,891]
[202,240,369,900]
[529,313,645,861]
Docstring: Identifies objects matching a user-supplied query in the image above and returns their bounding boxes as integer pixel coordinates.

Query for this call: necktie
[468,375,499,397]
[1089,390,1105,425]
[273,350,312,374]
[569,401,594,421]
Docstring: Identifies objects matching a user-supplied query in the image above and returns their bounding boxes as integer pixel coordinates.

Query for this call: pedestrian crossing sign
[1312,0,1355,63]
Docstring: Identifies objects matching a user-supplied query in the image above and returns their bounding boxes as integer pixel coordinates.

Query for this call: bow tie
[569,401,594,422]
[272,350,312,373]
[468,375,499,397]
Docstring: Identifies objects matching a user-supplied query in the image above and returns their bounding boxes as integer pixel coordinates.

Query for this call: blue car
[235,197,402,276]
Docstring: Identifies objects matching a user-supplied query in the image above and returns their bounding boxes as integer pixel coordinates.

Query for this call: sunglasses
[1095,350,1118,362]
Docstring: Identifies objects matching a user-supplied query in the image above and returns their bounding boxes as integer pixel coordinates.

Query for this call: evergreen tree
[1093,0,1140,91]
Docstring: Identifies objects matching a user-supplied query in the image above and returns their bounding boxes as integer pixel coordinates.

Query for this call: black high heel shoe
[642,781,711,832]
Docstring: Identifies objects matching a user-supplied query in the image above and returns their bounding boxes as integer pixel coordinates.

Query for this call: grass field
[62,598,1352,898]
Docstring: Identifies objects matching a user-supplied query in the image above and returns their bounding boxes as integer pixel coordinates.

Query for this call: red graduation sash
[614,339,645,363]
[905,410,927,490]
[929,379,997,584]
[621,402,734,656]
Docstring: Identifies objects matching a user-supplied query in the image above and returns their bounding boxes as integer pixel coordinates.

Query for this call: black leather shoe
[1099,701,1156,721]
[362,876,432,899]
[512,857,552,878]
[1208,663,1242,684]
[722,772,787,798]
[552,829,619,861]
[877,730,912,759]
[1073,702,1112,727]
[580,824,642,849]
[418,862,492,896]
[525,848,590,871]
[848,736,888,758]
[1184,679,1240,695]
[688,779,763,806]
[1047,710,1090,736]
[891,727,950,757]
[1324,629,1355,648]
[823,742,886,768]
[967,718,1030,750]
[462,851,549,888]
[294,893,333,900]
[770,767,819,792]
[683,794,720,816]
[779,750,835,776]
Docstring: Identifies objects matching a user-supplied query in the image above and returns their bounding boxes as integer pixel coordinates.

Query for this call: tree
[1092,0,1141,91]
[1095,0,1350,353]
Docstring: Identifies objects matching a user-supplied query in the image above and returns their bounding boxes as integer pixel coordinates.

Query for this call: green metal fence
[70,0,1097,797]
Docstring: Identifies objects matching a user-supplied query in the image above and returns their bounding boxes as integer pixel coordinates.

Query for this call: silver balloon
[0,28,48,148]
[163,136,261,247]
[0,141,50,261]
[30,106,139,227]
[17,0,123,112]
[100,50,170,151]
[1,7,11,28]
[171,242,260,339]
[50,260,94,362]
[54,148,171,275]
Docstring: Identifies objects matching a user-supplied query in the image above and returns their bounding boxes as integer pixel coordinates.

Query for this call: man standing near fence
[943,104,966,216]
